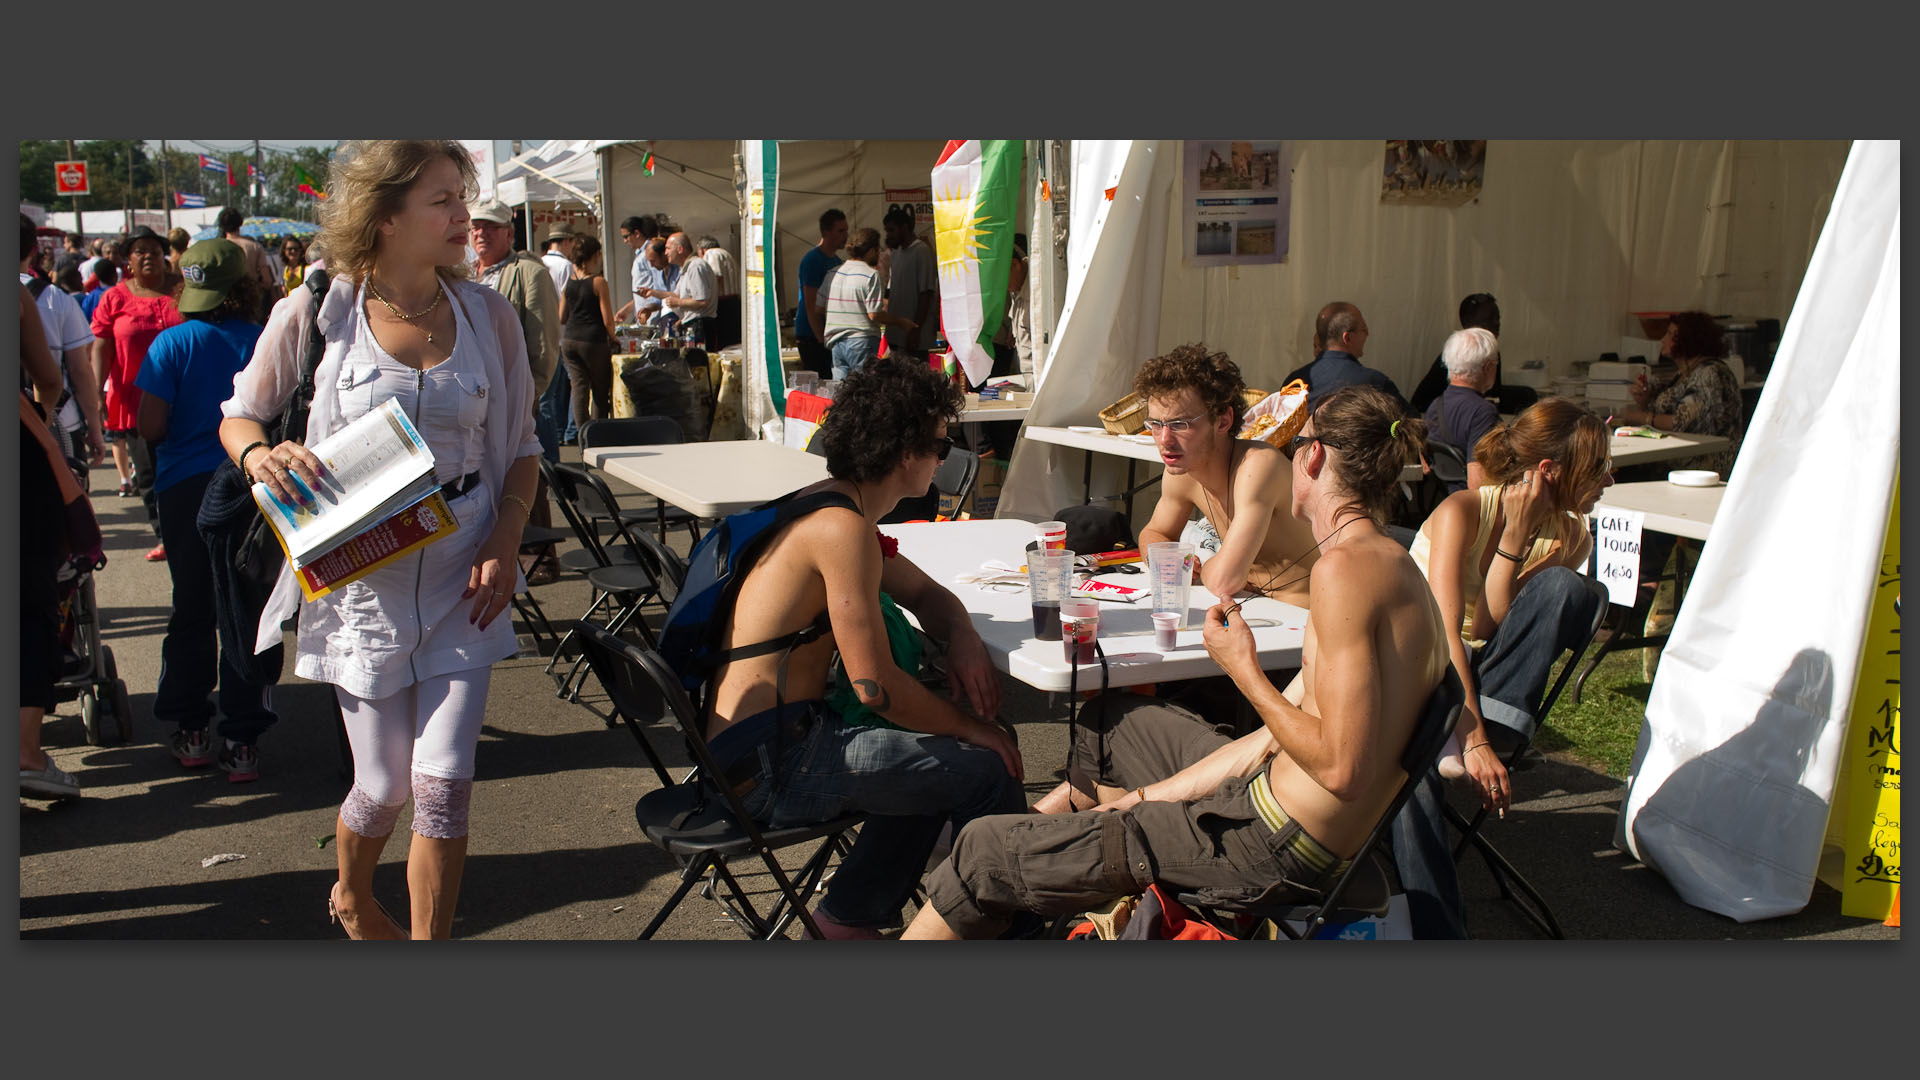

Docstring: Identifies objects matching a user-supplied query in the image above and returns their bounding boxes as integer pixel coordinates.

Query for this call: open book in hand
[251,398,461,599]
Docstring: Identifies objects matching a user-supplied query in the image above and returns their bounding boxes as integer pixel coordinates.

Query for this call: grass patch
[1532,644,1661,778]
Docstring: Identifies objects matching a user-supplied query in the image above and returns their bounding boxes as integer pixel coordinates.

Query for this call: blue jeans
[536,363,570,460]
[154,470,277,744]
[1388,565,1605,937]
[737,708,1027,929]
[829,336,879,381]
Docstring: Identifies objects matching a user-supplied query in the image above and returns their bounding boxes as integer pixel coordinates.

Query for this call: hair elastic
[1390,419,1401,438]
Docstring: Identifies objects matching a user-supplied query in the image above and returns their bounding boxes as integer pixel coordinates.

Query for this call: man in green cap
[135,239,279,782]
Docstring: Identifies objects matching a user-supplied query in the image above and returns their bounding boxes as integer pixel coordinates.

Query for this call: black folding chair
[1174,667,1464,940]
[1392,441,1467,529]
[1569,537,1699,703]
[544,462,663,697]
[879,446,982,524]
[571,623,863,940]
[1439,572,1610,940]
[510,515,573,656]
[578,416,704,546]
[540,456,638,578]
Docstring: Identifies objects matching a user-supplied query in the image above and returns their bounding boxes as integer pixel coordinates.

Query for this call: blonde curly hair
[316,140,477,284]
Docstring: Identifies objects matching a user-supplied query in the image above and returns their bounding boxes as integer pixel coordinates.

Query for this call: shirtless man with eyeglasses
[1134,343,1321,607]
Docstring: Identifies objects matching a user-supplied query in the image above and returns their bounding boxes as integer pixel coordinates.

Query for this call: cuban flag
[199,154,228,175]
[176,192,207,208]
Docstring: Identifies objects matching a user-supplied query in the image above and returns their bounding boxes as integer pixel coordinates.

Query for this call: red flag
[228,162,240,187]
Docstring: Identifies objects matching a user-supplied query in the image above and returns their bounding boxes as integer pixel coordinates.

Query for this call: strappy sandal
[328,881,408,940]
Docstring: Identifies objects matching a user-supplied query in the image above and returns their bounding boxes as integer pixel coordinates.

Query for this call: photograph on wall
[1381,140,1486,205]
[1182,140,1290,267]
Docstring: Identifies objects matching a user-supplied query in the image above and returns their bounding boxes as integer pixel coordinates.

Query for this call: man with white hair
[643,231,718,348]
[1422,326,1501,493]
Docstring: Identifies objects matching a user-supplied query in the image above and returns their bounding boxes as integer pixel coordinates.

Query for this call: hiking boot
[218,741,260,783]
[169,727,217,768]
[20,759,81,800]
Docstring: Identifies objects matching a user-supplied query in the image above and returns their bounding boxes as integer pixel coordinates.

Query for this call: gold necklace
[367,278,446,343]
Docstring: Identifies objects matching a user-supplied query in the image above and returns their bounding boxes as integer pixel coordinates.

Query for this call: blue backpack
[656,487,859,716]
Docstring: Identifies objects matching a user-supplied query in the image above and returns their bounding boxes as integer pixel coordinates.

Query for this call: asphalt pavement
[18,450,1897,941]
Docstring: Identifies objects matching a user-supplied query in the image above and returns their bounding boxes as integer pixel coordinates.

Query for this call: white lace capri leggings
[334,668,490,841]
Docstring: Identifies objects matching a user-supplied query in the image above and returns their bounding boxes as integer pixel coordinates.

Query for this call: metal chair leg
[640,854,714,940]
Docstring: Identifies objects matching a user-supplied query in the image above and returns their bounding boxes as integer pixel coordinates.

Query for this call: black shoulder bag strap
[277,267,332,445]
[707,488,861,796]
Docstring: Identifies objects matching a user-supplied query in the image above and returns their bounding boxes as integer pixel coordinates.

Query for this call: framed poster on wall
[1181,140,1290,268]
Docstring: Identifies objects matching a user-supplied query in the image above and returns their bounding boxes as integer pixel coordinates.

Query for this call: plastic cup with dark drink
[1028,547,1075,641]
[1060,599,1099,664]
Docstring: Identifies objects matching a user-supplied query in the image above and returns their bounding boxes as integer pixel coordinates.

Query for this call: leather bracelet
[500,493,532,520]
[1463,741,1491,756]
[237,441,270,476]
[1494,545,1527,562]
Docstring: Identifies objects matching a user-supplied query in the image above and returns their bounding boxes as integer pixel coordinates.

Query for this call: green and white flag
[932,140,1021,386]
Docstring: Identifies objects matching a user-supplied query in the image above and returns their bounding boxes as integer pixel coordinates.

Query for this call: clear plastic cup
[1060,599,1099,664]
[1027,548,1075,642]
[1148,541,1196,629]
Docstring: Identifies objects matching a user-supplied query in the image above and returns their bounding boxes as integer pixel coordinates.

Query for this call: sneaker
[169,728,217,768]
[145,543,167,562]
[218,742,260,783]
[20,759,81,800]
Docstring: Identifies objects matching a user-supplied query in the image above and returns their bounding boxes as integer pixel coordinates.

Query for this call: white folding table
[881,518,1307,694]
[1592,479,1725,542]
[1606,431,1731,472]
[583,440,831,519]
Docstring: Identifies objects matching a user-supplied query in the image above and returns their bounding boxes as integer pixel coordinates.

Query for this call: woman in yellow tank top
[1408,398,1614,812]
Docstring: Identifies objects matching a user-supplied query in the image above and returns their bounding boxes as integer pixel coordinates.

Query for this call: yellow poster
[1827,481,1900,920]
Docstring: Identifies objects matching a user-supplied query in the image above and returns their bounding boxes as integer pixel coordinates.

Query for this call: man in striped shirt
[817,227,916,380]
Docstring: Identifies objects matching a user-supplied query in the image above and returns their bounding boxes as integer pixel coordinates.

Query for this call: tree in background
[19,141,338,221]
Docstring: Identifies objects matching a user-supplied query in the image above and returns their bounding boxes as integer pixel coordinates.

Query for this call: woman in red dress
[90,226,182,557]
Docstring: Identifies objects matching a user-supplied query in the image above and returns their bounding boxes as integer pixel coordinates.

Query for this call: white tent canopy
[999,139,1852,526]
[1616,139,1898,921]
[495,140,600,208]
[39,206,227,237]
[596,139,950,329]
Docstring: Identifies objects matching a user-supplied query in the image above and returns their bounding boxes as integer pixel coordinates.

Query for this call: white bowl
[1668,470,1721,487]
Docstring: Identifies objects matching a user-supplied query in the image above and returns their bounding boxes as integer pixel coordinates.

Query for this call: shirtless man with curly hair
[1134,343,1320,607]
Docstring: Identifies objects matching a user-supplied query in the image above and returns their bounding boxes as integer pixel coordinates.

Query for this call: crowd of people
[20,139,1751,941]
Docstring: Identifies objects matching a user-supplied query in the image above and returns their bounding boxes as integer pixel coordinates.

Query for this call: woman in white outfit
[219,141,543,939]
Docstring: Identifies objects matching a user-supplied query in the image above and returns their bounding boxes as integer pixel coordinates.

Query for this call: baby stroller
[47,429,131,747]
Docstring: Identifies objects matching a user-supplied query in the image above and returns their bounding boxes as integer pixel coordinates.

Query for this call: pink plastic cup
[1060,599,1099,664]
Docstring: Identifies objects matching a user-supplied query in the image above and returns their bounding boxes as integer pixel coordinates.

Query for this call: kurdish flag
[931,140,1021,386]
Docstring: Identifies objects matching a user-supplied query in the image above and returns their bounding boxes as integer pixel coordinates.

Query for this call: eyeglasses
[931,435,955,462]
[1142,415,1203,435]
[1282,434,1319,461]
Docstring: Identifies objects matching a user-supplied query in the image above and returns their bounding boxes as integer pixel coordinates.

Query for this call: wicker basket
[1098,391,1149,435]
[1240,387,1270,411]
[1237,379,1310,446]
